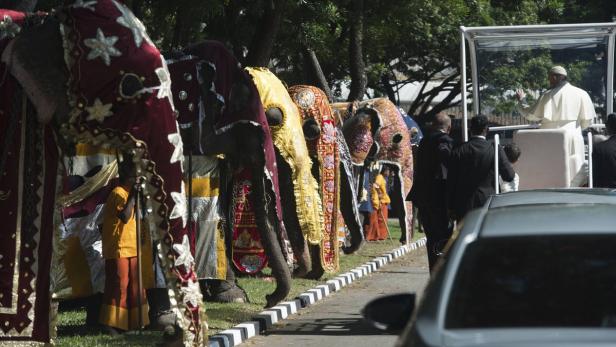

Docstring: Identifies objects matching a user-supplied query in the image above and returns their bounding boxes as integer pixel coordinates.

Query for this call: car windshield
[445,235,616,329]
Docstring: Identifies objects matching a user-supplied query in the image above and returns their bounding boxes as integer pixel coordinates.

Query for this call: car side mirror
[361,293,416,332]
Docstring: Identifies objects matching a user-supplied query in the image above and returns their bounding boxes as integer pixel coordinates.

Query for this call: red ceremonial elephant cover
[230,169,268,274]
[0,10,59,345]
[59,0,204,344]
[372,98,414,238]
[288,85,340,273]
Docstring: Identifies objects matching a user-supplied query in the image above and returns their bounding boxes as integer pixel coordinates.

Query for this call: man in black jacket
[447,115,515,222]
[592,113,616,188]
[408,112,453,272]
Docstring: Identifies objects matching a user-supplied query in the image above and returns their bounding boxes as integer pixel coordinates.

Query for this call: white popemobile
[362,22,616,347]
[461,22,616,190]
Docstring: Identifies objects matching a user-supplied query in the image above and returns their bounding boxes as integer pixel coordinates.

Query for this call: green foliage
[33,0,616,115]
[478,40,605,117]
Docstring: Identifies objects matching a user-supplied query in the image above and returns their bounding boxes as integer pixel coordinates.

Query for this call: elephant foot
[210,285,248,303]
[147,310,177,331]
[265,294,281,308]
[158,324,183,347]
[304,268,325,280]
[342,239,365,255]
[293,263,310,278]
[203,279,248,303]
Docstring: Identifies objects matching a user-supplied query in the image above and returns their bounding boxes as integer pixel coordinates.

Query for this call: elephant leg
[203,166,248,304]
[292,240,311,278]
[146,288,178,331]
[85,293,103,327]
[339,164,364,254]
[275,152,311,277]
[251,167,292,308]
[389,169,409,244]
[305,244,325,280]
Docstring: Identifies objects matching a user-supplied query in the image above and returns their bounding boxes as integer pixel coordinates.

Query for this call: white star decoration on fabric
[85,98,113,122]
[180,278,202,307]
[155,56,175,110]
[84,28,121,66]
[112,0,152,48]
[167,132,184,168]
[172,234,193,269]
[169,181,187,228]
[70,0,97,11]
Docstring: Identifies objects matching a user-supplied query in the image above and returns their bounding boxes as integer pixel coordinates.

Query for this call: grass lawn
[55,221,423,346]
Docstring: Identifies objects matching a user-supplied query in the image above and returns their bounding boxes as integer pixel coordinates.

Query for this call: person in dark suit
[408,112,454,272]
[592,113,616,188]
[447,115,515,222]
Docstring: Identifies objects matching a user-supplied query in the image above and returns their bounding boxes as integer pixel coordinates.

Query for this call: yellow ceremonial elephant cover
[246,68,324,245]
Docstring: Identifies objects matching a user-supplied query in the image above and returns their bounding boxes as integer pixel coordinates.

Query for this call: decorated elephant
[288,85,363,262]
[0,2,205,345]
[246,68,328,279]
[166,41,293,308]
[333,98,414,243]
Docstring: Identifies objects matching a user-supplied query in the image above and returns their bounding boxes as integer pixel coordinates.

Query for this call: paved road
[246,246,430,347]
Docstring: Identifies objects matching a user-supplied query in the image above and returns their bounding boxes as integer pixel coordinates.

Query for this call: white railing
[494,134,500,194]
[488,124,539,132]
[588,131,594,188]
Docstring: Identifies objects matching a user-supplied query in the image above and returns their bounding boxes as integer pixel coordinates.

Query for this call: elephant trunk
[389,169,409,244]
[340,163,364,254]
[276,151,312,277]
[250,167,291,308]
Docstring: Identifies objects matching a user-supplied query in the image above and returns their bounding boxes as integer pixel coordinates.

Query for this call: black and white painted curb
[208,237,427,347]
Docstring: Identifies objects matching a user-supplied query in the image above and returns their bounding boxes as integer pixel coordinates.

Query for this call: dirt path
[245,246,429,347]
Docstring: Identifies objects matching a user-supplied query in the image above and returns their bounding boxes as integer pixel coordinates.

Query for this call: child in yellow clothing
[365,166,391,241]
[99,161,153,333]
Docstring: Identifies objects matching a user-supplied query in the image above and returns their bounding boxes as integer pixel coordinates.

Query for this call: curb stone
[208,237,427,347]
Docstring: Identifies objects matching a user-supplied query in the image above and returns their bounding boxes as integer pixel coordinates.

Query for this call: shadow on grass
[56,326,163,347]
[54,219,419,342]
[56,307,164,346]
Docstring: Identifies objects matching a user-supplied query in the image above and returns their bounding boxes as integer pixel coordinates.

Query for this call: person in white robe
[516,66,596,186]
[517,66,595,129]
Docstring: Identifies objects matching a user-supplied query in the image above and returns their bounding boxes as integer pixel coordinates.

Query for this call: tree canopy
[32,0,616,119]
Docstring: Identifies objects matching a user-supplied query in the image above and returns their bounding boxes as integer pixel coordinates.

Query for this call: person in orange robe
[365,166,391,241]
[99,160,151,334]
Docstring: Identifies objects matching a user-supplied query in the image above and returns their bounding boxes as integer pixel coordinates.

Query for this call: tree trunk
[381,74,397,104]
[303,48,334,102]
[170,6,184,51]
[245,0,286,67]
[347,0,367,102]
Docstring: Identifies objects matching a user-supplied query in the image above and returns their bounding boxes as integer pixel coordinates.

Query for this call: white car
[364,189,616,347]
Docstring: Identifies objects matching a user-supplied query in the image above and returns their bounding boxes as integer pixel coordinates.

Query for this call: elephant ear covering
[183,41,294,271]
[0,10,60,345]
[369,98,414,235]
[288,85,339,273]
[370,98,413,194]
[183,41,287,235]
[247,68,324,245]
[59,1,205,344]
